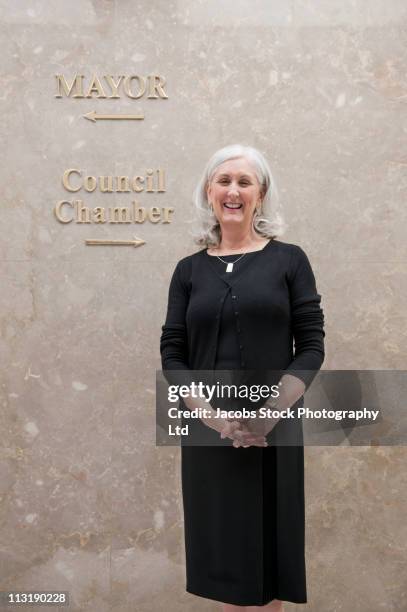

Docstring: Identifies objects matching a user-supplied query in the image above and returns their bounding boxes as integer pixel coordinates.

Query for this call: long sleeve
[160,260,193,387]
[284,245,325,388]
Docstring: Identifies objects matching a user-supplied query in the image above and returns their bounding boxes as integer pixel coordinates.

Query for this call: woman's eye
[219,180,250,186]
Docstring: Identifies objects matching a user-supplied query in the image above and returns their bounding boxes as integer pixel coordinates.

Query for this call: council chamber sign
[53,73,173,249]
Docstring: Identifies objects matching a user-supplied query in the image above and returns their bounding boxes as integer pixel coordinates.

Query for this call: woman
[160,144,325,610]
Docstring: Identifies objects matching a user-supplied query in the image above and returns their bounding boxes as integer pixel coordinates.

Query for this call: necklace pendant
[226,262,234,273]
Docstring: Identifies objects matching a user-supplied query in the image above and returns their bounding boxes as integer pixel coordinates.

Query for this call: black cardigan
[160,239,325,395]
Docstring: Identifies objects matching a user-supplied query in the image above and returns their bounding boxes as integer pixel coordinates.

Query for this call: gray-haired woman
[160,144,325,611]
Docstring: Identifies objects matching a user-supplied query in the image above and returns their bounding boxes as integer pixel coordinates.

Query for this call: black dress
[160,240,325,606]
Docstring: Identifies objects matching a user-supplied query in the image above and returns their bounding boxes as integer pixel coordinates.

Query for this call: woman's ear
[206,181,211,201]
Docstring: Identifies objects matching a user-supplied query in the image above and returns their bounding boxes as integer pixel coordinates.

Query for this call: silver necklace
[215,252,246,273]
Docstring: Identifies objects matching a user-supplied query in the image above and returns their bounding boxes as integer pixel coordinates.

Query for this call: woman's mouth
[223,202,243,210]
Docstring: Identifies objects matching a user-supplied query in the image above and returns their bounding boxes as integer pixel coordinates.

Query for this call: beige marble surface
[1,1,406,610]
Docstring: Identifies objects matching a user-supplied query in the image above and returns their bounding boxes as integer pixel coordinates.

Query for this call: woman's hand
[199,407,266,447]
[224,374,307,445]
[219,419,267,448]
[182,395,269,447]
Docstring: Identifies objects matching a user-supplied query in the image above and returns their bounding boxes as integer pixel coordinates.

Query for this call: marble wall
[1,1,406,610]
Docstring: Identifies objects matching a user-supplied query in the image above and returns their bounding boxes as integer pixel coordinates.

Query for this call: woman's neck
[208,231,269,255]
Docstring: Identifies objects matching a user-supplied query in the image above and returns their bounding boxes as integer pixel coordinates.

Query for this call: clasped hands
[200,374,304,448]
[219,415,269,448]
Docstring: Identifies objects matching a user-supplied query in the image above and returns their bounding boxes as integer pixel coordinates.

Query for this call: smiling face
[206,157,264,230]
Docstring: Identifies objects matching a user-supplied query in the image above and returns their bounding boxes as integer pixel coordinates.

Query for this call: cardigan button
[232,295,237,299]
[239,344,244,350]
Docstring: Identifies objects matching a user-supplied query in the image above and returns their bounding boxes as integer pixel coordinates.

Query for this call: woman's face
[206,157,263,229]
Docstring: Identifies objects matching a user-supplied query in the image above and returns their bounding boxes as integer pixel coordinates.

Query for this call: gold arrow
[83,111,145,122]
[85,237,146,247]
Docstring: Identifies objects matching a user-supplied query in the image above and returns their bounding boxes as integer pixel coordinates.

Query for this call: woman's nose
[227,185,239,197]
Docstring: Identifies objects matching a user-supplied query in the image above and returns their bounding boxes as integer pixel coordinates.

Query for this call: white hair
[189,144,286,247]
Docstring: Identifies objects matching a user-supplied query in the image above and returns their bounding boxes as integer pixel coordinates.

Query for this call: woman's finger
[235,429,266,444]
[220,420,242,440]
[233,431,267,446]
[220,421,267,447]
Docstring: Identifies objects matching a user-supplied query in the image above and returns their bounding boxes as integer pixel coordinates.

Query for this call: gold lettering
[110,207,132,223]
[157,168,166,192]
[54,200,74,223]
[104,75,124,98]
[85,75,107,98]
[62,168,169,195]
[84,176,97,192]
[55,74,168,99]
[123,75,146,99]
[55,74,84,98]
[75,200,91,223]
[148,207,161,223]
[145,169,154,193]
[93,207,106,223]
[162,207,175,223]
[131,176,144,192]
[117,176,130,192]
[99,176,113,193]
[147,74,168,99]
[63,169,81,192]
[133,202,147,223]
[55,200,175,223]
